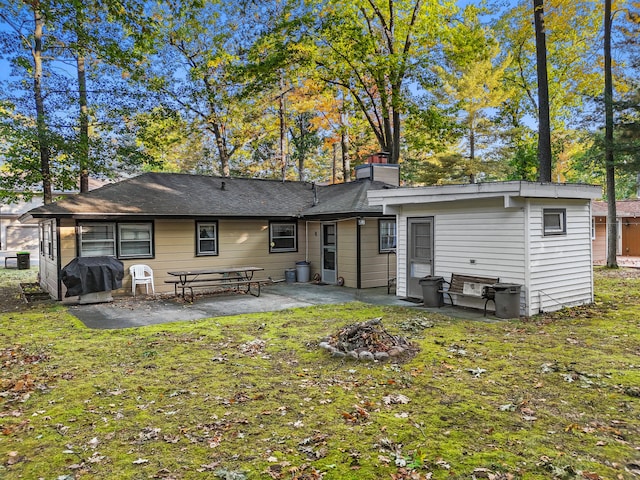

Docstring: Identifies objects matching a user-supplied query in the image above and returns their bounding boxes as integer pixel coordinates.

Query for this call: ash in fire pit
[319,317,418,362]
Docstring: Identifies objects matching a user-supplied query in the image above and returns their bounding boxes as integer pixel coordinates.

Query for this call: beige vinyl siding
[39,219,59,299]
[58,219,78,300]
[336,220,356,287]
[305,221,321,281]
[141,219,307,293]
[359,219,396,289]
[527,200,593,314]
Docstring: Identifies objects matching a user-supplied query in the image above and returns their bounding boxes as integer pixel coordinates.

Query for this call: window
[270,222,297,252]
[79,222,153,258]
[197,222,218,255]
[119,223,153,258]
[379,219,397,252]
[80,223,116,256]
[40,222,54,258]
[543,209,566,235]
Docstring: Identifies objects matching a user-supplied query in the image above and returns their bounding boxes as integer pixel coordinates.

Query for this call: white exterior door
[322,223,337,284]
[407,217,434,298]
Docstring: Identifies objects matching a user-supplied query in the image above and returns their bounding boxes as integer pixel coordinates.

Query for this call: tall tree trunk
[469,126,476,184]
[210,121,230,177]
[533,0,552,182]
[341,129,351,182]
[332,142,337,184]
[32,4,52,204]
[77,52,89,193]
[604,0,618,268]
[279,74,287,182]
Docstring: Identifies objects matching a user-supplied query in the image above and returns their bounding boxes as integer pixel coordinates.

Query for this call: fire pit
[319,317,418,362]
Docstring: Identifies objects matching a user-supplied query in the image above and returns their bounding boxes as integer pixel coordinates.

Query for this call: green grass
[0,267,638,479]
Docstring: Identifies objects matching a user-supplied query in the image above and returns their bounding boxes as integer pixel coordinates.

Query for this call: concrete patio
[67,281,504,329]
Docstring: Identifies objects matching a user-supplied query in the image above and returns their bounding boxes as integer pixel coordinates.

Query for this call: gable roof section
[303,180,393,218]
[20,172,387,222]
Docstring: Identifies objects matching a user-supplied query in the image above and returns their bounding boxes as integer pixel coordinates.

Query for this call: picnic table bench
[438,273,499,316]
[165,266,264,302]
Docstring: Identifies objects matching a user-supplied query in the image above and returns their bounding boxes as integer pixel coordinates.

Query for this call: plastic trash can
[492,283,522,318]
[296,261,311,283]
[16,252,30,270]
[285,269,297,283]
[419,276,444,307]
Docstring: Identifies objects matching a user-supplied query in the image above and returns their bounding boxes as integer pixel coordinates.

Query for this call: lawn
[0,268,639,479]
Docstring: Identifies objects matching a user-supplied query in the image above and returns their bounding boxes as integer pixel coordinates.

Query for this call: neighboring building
[0,197,41,267]
[368,181,602,317]
[591,200,640,263]
[20,169,398,301]
[1,179,108,267]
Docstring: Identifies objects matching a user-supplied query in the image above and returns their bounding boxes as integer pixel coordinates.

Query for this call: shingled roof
[20,172,389,222]
[592,200,640,217]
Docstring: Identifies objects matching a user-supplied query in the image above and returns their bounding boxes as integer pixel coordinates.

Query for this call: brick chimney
[354,152,399,186]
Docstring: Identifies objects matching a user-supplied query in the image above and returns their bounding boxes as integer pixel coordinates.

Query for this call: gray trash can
[285,269,297,283]
[419,276,444,307]
[296,261,310,283]
[492,283,522,318]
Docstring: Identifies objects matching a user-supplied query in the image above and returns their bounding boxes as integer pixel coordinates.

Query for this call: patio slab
[67,282,504,329]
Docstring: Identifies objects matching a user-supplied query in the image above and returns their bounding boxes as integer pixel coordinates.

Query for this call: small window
[379,219,396,252]
[543,209,566,235]
[80,223,116,256]
[270,222,297,252]
[119,223,153,258]
[197,222,218,255]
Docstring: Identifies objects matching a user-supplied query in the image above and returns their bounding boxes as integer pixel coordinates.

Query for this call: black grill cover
[61,256,124,297]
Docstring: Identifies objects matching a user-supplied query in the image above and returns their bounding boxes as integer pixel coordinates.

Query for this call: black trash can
[419,276,444,307]
[16,252,30,270]
[492,283,522,319]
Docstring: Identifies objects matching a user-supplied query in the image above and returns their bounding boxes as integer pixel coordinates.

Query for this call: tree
[313,0,456,165]
[533,0,552,182]
[494,1,603,181]
[433,5,511,183]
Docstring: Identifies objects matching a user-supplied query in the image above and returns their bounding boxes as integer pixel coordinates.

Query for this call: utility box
[419,276,444,307]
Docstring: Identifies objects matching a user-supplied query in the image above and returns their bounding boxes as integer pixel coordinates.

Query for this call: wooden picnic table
[165,266,264,301]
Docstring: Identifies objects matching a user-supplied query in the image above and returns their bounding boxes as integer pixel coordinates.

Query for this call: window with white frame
[543,209,566,235]
[197,222,218,255]
[79,222,153,258]
[119,223,153,258]
[379,218,397,252]
[79,223,116,256]
[270,222,297,252]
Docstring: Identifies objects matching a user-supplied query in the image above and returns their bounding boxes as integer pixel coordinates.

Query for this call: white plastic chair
[130,264,155,296]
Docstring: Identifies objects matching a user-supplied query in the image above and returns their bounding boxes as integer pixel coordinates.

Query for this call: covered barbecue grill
[61,256,124,298]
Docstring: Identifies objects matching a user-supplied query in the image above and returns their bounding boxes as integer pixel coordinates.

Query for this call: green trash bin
[16,252,30,270]
[492,283,521,318]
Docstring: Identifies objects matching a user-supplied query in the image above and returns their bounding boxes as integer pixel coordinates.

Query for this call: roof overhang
[368,181,602,213]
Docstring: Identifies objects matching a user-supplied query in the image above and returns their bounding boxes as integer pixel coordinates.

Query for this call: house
[1,197,41,266]
[368,181,602,317]
[19,168,398,301]
[591,200,640,263]
[2,179,108,267]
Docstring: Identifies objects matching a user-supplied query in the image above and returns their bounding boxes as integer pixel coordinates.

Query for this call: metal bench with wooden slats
[438,273,499,316]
